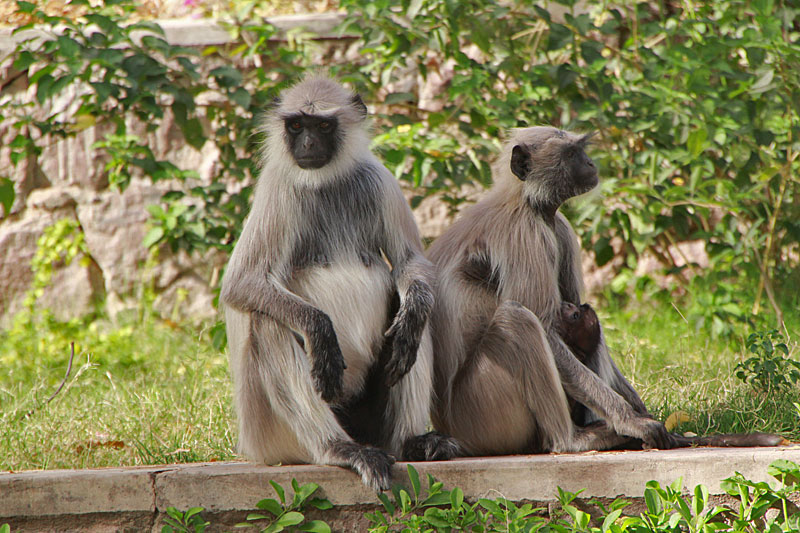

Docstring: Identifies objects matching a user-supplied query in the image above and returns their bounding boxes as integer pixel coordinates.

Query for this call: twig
[19,342,75,420]
[44,341,75,405]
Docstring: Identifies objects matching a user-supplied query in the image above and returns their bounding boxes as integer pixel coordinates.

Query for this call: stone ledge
[2,446,800,531]
[0,13,349,58]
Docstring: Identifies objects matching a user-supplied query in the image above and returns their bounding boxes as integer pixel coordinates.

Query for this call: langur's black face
[284,114,340,169]
[564,144,598,192]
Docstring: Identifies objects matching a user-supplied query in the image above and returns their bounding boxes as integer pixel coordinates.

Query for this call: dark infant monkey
[557,301,785,448]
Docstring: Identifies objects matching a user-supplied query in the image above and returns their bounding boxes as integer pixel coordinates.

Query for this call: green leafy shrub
[338,0,800,334]
[3,0,305,257]
[366,464,547,531]
[162,506,210,533]
[3,0,799,336]
[163,461,800,532]
[236,478,333,533]
[735,330,800,394]
[21,218,92,314]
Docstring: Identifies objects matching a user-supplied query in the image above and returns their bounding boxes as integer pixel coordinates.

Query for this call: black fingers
[639,418,681,450]
[331,440,395,492]
[307,311,345,402]
[402,431,461,461]
[384,281,433,387]
[384,323,421,388]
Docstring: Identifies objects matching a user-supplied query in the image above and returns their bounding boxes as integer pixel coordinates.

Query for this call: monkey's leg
[382,327,461,461]
[447,301,630,455]
[243,314,395,491]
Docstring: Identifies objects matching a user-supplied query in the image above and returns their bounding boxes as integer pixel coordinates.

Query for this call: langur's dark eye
[319,121,333,133]
[289,121,302,132]
[571,312,580,321]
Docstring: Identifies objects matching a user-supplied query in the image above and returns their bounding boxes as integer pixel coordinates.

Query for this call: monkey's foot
[331,440,395,492]
[402,431,461,461]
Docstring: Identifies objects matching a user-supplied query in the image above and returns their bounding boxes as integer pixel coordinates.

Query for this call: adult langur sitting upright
[426,126,783,455]
[426,126,678,455]
[221,75,458,492]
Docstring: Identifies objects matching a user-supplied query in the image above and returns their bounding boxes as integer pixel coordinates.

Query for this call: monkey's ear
[269,96,281,109]
[351,94,368,119]
[510,144,532,181]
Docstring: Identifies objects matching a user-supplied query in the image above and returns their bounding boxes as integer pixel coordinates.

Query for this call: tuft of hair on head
[274,73,368,125]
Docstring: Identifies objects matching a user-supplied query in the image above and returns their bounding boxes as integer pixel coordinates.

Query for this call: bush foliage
[1,0,798,335]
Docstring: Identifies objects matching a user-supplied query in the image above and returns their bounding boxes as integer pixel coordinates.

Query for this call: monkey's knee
[491,300,547,333]
[402,431,461,462]
[484,300,552,365]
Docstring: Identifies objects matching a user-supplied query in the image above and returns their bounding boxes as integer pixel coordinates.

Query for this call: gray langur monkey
[427,126,784,455]
[221,75,459,492]
[426,126,678,456]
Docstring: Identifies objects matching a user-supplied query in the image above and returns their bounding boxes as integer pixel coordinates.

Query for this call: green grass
[601,299,800,441]
[0,311,236,471]
[1,296,797,474]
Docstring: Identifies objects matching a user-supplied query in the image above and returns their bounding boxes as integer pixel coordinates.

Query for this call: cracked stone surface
[2,447,799,532]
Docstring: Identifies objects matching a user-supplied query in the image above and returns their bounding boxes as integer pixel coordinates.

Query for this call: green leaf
[231,87,252,109]
[399,489,412,513]
[693,484,708,517]
[423,507,453,527]
[275,511,304,527]
[270,480,286,503]
[56,35,81,58]
[293,481,319,504]
[84,14,118,35]
[183,506,204,521]
[308,498,333,510]
[142,227,165,249]
[450,486,463,510]
[644,487,661,514]
[687,128,707,159]
[210,65,243,88]
[377,492,395,515]
[408,464,421,501]
[0,177,15,216]
[255,497,283,516]
[602,509,622,532]
[385,92,416,105]
[750,69,774,94]
[13,50,36,71]
[407,0,424,19]
[297,520,331,533]
[767,459,800,478]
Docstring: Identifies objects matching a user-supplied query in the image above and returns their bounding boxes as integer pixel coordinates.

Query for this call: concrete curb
[3,446,800,531]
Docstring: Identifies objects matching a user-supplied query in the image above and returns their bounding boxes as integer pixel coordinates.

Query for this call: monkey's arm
[592,331,650,416]
[221,254,345,402]
[547,331,675,449]
[381,181,436,387]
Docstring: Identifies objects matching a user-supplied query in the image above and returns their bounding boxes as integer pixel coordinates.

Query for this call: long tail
[673,432,788,448]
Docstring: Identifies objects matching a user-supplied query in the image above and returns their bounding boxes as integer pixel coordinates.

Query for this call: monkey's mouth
[296,157,331,169]
[579,171,599,191]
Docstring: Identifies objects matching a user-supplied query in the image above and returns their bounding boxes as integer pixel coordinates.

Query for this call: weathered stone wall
[0,76,229,323]
[0,15,457,325]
